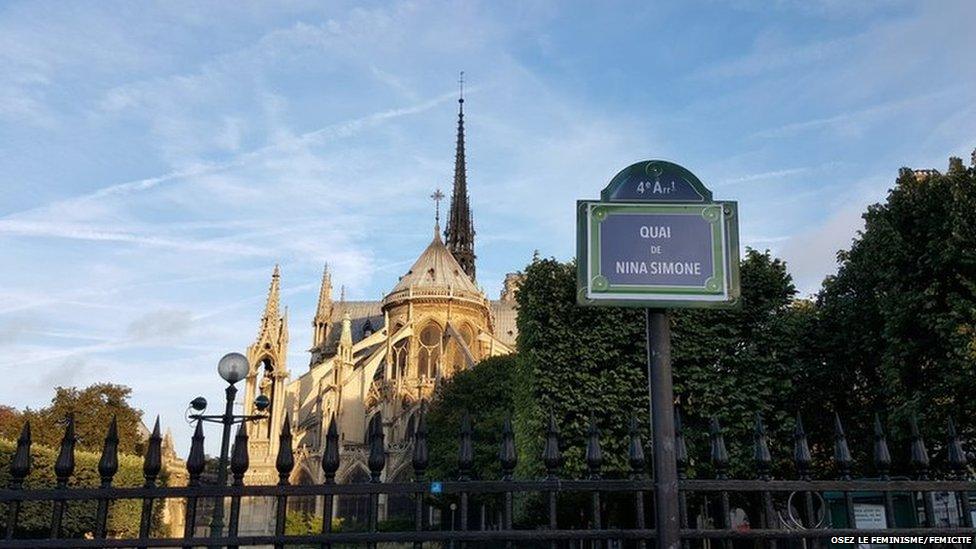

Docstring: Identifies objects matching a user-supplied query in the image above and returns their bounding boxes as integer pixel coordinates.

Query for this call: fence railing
[0,407,973,548]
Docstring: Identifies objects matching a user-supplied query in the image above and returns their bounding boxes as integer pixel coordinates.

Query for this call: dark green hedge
[0,439,159,538]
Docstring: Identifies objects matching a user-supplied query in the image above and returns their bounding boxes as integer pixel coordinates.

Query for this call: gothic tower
[444,74,476,281]
[244,265,289,483]
[312,263,333,348]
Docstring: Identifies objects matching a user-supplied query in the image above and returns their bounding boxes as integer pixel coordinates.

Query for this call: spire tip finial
[458,71,464,104]
[430,188,445,237]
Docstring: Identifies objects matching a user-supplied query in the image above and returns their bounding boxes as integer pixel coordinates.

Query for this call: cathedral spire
[312,264,333,348]
[260,265,281,334]
[445,71,476,281]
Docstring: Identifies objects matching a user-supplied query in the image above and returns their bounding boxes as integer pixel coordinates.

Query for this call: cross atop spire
[444,71,476,281]
[431,188,445,234]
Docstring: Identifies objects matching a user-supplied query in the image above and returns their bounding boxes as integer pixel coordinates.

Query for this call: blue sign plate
[577,201,740,308]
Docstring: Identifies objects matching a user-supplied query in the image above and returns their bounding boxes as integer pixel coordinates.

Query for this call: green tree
[512,250,805,479]
[513,256,649,480]
[0,439,159,538]
[810,157,976,471]
[0,405,22,441]
[426,354,518,481]
[670,249,809,478]
[21,383,145,455]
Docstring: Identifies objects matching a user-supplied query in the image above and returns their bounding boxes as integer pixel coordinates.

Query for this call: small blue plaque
[430,481,443,494]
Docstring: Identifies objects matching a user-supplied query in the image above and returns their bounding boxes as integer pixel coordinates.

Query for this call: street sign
[575,159,741,549]
[577,160,740,308]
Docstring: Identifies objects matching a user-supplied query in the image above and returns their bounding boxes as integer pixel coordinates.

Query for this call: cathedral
[236,91,520,530]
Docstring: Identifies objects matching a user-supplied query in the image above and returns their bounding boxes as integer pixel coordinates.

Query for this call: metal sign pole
[646,308,679,549]
[577,160,739,549]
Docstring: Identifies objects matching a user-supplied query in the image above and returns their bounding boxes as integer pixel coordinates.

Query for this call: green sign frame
[576,160,741,309]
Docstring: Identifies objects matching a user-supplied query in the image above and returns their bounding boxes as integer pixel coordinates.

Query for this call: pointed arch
[336,465,371,530]
[288,465,318,516]
[386,462,415,520]
[417,321,443,379]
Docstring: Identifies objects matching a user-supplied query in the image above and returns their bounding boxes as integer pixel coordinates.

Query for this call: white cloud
[715,167,811,186]
[776,204,866,296]
[752,89,964,139]
[127,309,194,342]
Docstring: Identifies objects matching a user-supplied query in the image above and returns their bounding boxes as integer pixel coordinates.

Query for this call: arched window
[392,338,408,379]
[288,469,317,517]
[386,466,414,520]
[459,324,474,347]
[257,358,276,437]
[336,468,371,531]
[362,319,374,339]
[417,323,441,379]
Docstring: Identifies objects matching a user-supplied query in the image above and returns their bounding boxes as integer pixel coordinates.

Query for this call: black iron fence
[0,407,973,548]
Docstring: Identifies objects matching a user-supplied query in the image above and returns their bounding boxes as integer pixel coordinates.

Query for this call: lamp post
[186,352,270,547]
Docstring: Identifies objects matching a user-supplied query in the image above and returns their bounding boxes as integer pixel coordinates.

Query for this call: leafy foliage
[0,405,22,441]
[807,158,976,472]
[0,439,158,538]
[512,256,648,479]
[670,249,808,478]
[512,250,806,479]
[426,354,517,481]
[284,510,343,533]
[20,384,146,455]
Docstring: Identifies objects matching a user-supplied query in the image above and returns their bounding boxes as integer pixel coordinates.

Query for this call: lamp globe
[217,352,249,384]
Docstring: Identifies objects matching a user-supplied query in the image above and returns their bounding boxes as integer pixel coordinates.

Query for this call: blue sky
[1,1,973,452]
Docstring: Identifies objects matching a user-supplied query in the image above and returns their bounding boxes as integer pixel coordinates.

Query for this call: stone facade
[237,96,518,534]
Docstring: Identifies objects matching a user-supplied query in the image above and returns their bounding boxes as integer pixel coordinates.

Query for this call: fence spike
[230,423,250,485]
[753,413,772,480]
[458,411,474,481]
[54,414,77,486]
[97,416,120,486]
[276,415,294,485]
[709,417,729,479]
[585,416,603,480]
[322,413,340,482]
[368,413,386,482]
[143,417,162,487]
[947,418,968,479]
[833,413,853,480]
[909,414,930,480]
[872,414,892,479]
[675,407,688,479]
[186,420,206,485]
[542,411,562,479]
[499,415,517,480]
[9,421,32,486]
[793,413,812,480]
[412,404,429,481]
[628,416,646,478]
